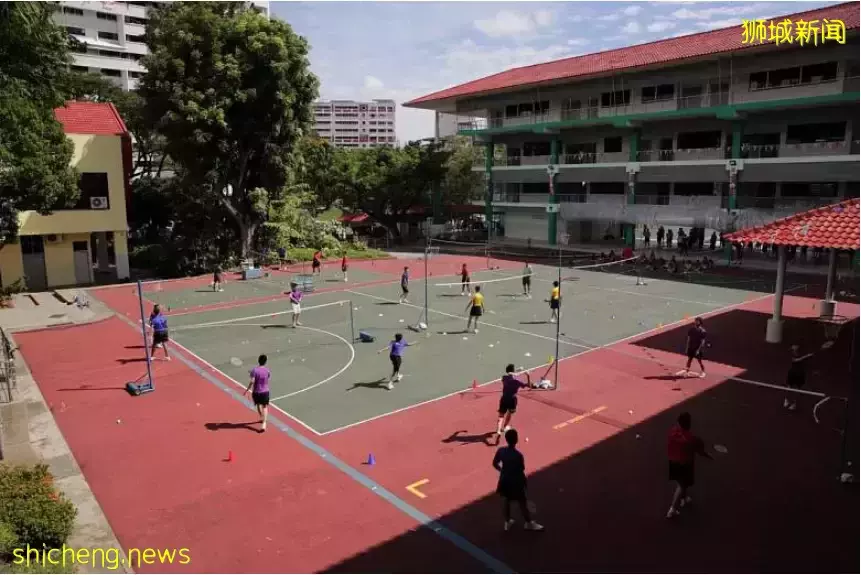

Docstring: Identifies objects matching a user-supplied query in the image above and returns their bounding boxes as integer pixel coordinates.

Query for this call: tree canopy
[0,2,80,245]
[138,1,319,257]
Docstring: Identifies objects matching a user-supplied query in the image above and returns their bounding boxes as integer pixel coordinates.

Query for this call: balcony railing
[731,195,842,210]
[741,141,855,159]
[634,194,671,205]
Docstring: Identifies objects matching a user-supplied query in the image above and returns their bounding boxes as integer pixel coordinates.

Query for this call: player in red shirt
[460,263,471,296]
[666,412,712,519]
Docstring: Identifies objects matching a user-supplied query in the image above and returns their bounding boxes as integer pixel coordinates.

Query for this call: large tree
[0,3,80,245]
[139,1,319,258]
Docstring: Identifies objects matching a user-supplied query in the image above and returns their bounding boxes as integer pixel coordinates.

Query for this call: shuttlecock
[301,358,306,362]
[462,336,469,341]
[116,419,122,424]
[442,331,447,335]
[379,313,384,317]
[354,307,359,311]
[488,344,494,348]
[628,410,634,415]
[418,322,427,330]
[525,352,532,357]
[635,434,641,439]
[399,319,405,323]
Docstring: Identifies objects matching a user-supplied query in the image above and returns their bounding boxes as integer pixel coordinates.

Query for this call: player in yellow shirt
[549,281,561,324]
[465,285,485,334]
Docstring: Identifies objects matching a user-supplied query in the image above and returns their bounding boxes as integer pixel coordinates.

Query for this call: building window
[66,26,85,36]
[604,137,623,153]
[70,65,89,73]
[63,7,84,16]
[96,11,117,21]
[677,131,721,149]
[641,83,674,102]
[101,68,122,78]
[126,34,146,43]
[71,44,88,54]
[98,31,119,41]
[124,15,147,25]
[600,90,630,107]
[129,71,144,79]
[801,62,838,83]
[750,61,839,90]
[20,236,45,256]
[98,49,123,58]
[786,122,846,144]
[56,173,111,210]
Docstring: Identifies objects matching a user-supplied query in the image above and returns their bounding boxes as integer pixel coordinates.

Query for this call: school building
[404,2,860,248]
[0,101,132,291]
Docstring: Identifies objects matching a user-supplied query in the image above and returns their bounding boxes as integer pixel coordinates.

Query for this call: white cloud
[363,75,384,90]
[623,5,643,16]
[474,9,554,38]
[567,38,588,46]
[622,21,642,34]
[568,14,584,23]
[671,4,762,20]
[598,12,621,21]
[647,20,677,32]
[441,40,577,85]
[695,18,746,29]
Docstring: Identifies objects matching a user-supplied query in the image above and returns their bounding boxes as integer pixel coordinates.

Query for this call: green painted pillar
[484,141,494,238]
[548,139,560,246]
[629,130,640,163]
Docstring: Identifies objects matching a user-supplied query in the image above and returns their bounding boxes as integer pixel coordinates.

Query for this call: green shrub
[0,523,18,558]
[0,465,76,555]
[1,559,78,573]
[0,280,26,307]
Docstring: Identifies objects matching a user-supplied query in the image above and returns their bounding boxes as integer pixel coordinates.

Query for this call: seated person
[666,256,679,274]
[683,260,694,274]
[608,250,617,261]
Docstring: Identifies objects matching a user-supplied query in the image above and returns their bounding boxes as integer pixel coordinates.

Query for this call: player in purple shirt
[377,333,415,390]
[285,283,303,328]
[244,354,271,432]
[495,364,532,444]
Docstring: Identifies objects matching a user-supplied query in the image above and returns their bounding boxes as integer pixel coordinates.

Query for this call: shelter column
[819,248,839,317]
[624,131,640,248]
[766,245,787,343]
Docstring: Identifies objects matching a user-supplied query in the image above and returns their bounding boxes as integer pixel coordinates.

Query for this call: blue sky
[273,1,841,143]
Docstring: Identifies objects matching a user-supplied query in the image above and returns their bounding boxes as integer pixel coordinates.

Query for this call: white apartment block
[313,99,397,148]
[52,1,270,91]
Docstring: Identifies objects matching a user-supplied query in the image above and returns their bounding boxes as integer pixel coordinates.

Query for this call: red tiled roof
[405,2,859,107]
[724,198,860,250]
[54,101,129,135]
[340,213,370,224]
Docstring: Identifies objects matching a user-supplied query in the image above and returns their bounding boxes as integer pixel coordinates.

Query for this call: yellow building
[0,102,132,291]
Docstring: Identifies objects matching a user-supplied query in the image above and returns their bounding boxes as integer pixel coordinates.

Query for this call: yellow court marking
[553,406,608,430]
[406,479,430,499]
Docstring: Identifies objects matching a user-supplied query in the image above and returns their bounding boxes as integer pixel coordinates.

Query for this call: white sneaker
[386,382,394,391]
[524,521,544,531]
[504,519,516,531]
[165,357,171,362]
[666,507,680,519]
[698,372,706,379]
[218,289,224,292]
[549,318,556,324]
[783,398,790,408]
[397,374,404,381]
[788,402,797,411]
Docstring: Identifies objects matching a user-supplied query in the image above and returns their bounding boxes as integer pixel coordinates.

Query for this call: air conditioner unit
[46,234,63,243]
[90,197,109,210]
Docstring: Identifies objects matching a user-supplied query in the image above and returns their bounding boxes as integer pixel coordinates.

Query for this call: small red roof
[724,199,860,250]
[405,2,859,107]
[54,101,129,136]
[339,213,370,224]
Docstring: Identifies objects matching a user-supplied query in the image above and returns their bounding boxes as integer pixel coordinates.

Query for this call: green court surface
[145,266,391,310]
[167,262,762,434]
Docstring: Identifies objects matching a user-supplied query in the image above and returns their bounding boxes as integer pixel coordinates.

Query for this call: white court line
[170,299,350,329]
[130,318,326,437]
[321,283,808,435]
[269,325,356,401]
[345,289,591,350]
[533,276,728,307]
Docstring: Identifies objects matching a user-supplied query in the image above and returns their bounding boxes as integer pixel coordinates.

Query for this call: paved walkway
[0,292,128,573]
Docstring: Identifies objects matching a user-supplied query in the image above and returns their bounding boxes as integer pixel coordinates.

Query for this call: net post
[424,219,431,330]
[349,299,356,343]
[128,279,155,395]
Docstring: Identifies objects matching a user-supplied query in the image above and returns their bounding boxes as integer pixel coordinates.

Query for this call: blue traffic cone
[366,453,375,466]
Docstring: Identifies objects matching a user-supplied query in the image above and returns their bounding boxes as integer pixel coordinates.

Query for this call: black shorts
[401,285,409,294]
[669,461,694,488]
[153,331,169,345]
[342,265,348,272]
[498,394,517,415]
[522,277,531,286]
[550,299,560,310]
[390,354,402,372]
[462,276,470,284]
[787,375,805,389]
[470,306,483,317]
[687,348,703,361]
[252,391,270,407]
[497,475,527,501]
[312,260,321,269]
[213,273,222,283]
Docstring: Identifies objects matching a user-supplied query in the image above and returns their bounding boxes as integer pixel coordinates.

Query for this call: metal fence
[1,327,15,403]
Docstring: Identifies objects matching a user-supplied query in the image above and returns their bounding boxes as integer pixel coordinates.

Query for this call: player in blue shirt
[399,266,410,304]
[148,304,171,361]
[377,333,416,390]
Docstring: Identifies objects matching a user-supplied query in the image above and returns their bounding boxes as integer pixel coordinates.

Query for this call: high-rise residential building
[313,99,397,148]
[406,2,859,247]
[52,1,270,91]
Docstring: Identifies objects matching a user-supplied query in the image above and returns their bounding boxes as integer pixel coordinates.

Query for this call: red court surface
[15,265,860,573]
[14,318,488,574]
